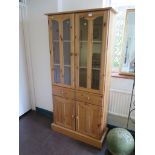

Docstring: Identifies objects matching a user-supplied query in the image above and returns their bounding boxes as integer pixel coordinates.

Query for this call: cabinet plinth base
[51,123,108,149]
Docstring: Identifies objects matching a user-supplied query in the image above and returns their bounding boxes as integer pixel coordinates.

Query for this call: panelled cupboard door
[76,101,103,139]
[53,96,75,130]
[75,11,108,93]
[48,14,75,88]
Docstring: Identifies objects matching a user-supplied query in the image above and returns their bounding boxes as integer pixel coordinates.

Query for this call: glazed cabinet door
[53,96,75,130]
[75,11,108,93]
[76,101,103,139]
[48,14,74,88]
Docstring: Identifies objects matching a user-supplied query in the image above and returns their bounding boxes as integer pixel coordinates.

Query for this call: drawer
[75,91,103,106]
[52,85,75,99]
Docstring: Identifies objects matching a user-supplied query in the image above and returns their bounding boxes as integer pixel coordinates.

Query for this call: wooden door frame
[53,95,76,130]
[48,14,75,88]
[76,101,103,139]
[75,11,108,94]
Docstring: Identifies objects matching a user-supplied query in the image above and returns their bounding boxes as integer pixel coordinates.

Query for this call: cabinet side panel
[103,10,116,127]
[48,18,54,84]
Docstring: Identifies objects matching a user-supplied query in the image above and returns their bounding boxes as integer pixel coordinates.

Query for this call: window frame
[119,8,135,76]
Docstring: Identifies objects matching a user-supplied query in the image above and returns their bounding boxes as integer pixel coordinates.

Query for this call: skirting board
[51,123,108,149]
[19,109,32,119]
[36,107,53,120]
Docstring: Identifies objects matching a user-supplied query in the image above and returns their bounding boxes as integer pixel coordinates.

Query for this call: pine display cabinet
[46,7,116,149]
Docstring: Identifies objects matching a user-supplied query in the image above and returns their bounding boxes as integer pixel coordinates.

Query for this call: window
[108,0,135,74]
[111,7,135,75]
[112,7,126,72]
[120,9,135,75]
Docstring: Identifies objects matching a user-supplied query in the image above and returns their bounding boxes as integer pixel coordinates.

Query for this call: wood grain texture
[48,18,54,84]
[76,101,103,139]
[102,10,115,127]
[53,96,75,130]
[49,14,75,87]
[52,123,108,149]
[75,90,103,106]
[99,12,108,93]
[70,14,75,87]
[52,85,75,100]
[45,7,117,16]
[48,8,116,149]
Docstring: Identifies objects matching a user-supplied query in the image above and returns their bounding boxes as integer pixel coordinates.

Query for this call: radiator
[108,89,135,119]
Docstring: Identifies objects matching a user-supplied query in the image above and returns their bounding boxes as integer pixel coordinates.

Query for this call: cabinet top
[45,7,117,16]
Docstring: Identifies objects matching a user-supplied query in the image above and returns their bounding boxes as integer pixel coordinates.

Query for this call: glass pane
[64,66,71,85]
[53,41,60,64]
[93,16,103,41]
[92,43,102,68]
[121,11,135,73]
[54,65,60,83]
[52,20,59,41]
[80,18,88,41]
[91,69,100,90]
[80,42,87,67]
[91,16,103,90]
[63,19,70,40]
[79,68,87,88]
[63,42,71,65]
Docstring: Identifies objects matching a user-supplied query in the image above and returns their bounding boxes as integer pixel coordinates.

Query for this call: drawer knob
[87,96,90,100]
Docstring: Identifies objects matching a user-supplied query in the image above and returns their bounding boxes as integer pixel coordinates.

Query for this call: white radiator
[108,89,135,119]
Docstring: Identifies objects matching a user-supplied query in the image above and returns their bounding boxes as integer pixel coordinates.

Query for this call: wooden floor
[19,111,134,155]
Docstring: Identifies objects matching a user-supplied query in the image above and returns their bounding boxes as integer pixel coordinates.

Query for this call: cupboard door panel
[49,14,74,87]
[62,15,74,87]
[76,16,89,88]
[54,96,64,126]
[76,101,103,139]
[54,96,75,130]
[75,12,106,92]
[91,16,103,90]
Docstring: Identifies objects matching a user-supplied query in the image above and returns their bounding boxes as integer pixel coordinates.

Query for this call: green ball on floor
[106,128,134,155]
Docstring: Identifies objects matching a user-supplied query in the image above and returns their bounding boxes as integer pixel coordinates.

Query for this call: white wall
[111,77,134,92]
[108,77,134,130]
[26,0,111,112]
[58,0,104,11]
[26,0,134,129]
[19,5,31,116]
[27,0,58,111]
